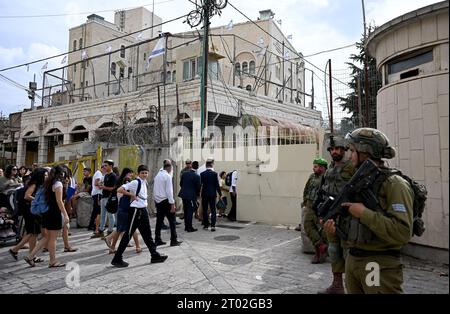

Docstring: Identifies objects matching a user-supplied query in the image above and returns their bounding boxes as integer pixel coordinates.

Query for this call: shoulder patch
[392,203,407,213]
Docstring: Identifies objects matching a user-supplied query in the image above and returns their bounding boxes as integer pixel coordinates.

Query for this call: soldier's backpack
[30,187,49,216]
[374,168,427,237]
[225,171,235,187]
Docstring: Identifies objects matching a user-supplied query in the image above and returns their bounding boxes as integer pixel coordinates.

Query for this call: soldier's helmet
[326,135,348,152]
[313,158,328,167]
[345,128,396,159]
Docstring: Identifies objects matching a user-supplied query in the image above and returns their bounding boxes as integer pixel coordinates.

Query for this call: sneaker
[151,254,168,264]
[211,227,216,232]
[203,226,209,230]
[111,260,129,268]
[155,239,166,246]
[185,228,198,233]
[170,240,182,247]
[161,224,169,230]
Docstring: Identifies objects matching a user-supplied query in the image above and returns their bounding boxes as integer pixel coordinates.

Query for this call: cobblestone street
[0,218,448,294]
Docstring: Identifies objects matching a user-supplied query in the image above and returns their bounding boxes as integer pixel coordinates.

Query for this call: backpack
[225,171,235,187]
[374,168,427,237]
[117,179,143,212]
[30,187,49,216]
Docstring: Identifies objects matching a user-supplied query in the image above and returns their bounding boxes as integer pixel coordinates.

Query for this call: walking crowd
[0,127,424,294]
[0,157,238,269]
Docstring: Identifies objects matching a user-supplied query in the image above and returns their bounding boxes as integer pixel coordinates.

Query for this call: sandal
[64,247,78,253]
[24,256,35,267]
[136,247,142,254]
[9,249,18,261]
[49,262,66,268]
[33,257,44,263]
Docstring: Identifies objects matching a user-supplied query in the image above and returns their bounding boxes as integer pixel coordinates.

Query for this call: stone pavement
[0,217,448,294]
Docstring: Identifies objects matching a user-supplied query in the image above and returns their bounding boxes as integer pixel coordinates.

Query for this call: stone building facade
[367,1,449,259]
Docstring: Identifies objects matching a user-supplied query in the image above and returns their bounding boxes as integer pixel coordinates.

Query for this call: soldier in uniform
[323,128,414,294]
[302,158,328,264]
[316,136,355,294]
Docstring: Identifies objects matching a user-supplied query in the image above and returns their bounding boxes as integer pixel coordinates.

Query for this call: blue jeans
[100,197,116,233]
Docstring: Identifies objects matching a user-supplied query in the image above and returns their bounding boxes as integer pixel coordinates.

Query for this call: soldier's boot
[312,242,328,264]
[317,272,345,294]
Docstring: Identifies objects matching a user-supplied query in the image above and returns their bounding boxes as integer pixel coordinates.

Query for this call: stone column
[37,136,48,165]
[63,133,71,145]
[16,138,25,166]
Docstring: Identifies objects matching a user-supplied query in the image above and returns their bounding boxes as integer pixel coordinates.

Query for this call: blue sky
[0,0,441,117]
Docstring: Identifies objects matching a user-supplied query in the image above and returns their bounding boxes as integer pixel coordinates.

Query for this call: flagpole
[107,52,111,97]
[41,72,45,107]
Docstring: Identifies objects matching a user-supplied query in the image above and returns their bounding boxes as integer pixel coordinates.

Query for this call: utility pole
[123,103,128,144]
[29,74,37,110]
[311,70,314,110]
[362,0,370,127]
[200,0,211,133]
[328,59,333,134]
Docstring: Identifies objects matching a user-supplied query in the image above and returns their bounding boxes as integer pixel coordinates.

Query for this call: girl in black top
[9,168,48,262]
[24,166,69,268]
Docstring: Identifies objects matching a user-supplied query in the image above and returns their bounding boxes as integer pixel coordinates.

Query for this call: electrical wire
[0,14,187,72]
[0,0,175,19]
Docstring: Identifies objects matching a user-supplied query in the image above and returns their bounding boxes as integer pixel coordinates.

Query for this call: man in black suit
[200,158,222,232]
[178,159,201,232]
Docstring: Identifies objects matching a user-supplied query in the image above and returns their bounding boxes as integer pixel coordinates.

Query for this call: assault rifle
[317,159,381,240]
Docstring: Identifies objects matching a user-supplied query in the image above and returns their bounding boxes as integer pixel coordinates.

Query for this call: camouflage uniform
[321,160,355,274]
[343,128,414,294]
[303,173,326,247]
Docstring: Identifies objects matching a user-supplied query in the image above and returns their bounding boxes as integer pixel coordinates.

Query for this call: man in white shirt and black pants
[228,170,238,222]
[154,161,182,247]
[111,165,167,268]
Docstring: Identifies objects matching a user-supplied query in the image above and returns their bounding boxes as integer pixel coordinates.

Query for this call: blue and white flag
[136,32,143,41]
[41,62,48,72]
[106,45,112,53]
[226,20,233,31]
[146,36,166,70]
[287,34,293,40]
[61,55,67,64]
[284,51,290,60]
[81,50,88,60]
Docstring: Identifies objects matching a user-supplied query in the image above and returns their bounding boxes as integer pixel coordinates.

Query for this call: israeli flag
[226,20,233,31]
[106,45,112,53]
[146,36,166,70]
[81,50,88,60]
[41,62,48,72]
[287,34,293,40]
[136,32,143,41]
[257,37,264,47]
[284,51,290,59]
[61,56,67,64]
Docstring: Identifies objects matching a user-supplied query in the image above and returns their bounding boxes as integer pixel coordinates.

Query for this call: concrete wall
[367,2,449,251]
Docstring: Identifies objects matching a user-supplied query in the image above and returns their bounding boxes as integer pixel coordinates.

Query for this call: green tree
[336,28,382,131]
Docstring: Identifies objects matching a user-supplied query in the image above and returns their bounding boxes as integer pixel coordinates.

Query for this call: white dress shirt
[122,178,148,208]
[229,171,238,193]
[153,169,175,204]
[91,170,103,196]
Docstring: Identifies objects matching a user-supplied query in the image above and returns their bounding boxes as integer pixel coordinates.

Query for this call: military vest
[304,173,322,203]
[321,160,354,197]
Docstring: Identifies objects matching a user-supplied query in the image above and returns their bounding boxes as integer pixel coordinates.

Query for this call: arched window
[73,40,77,51]
[128,67,133,78]
[111,62,116,76]
[242,61,248,73]
[235,62,241,75]
[172,70,176,83]
[249,61,256,75]
[119,67,125,78]
[167,71,172,83]
[120,45,126,58]
[79,38,83,50]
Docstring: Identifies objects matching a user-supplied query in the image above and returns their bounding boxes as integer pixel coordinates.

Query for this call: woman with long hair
[0,165,22,210]
[24,165,69,268]
[103,168,142,254]
[60,165,77,253]
[9,168,48,262]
